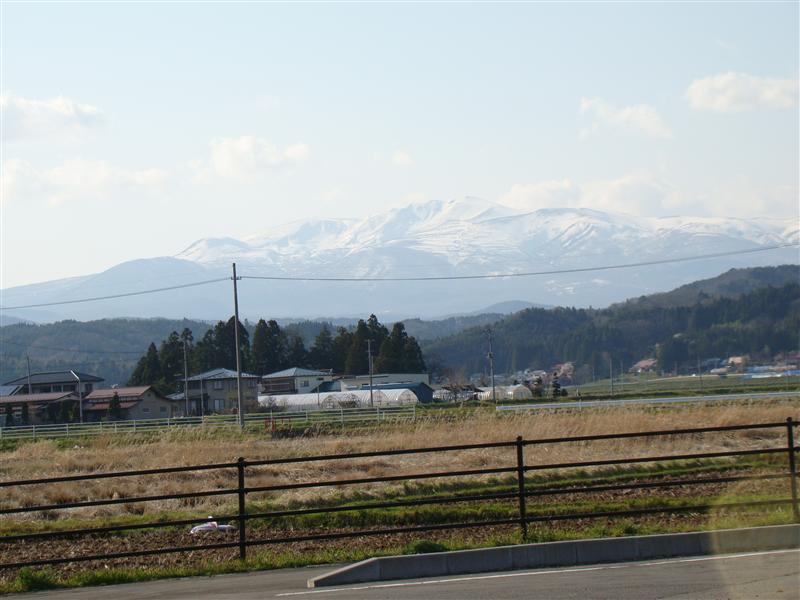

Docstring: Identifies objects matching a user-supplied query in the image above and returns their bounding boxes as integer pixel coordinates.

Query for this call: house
[2,371,103,396]
[630,358,658,374]
[0,392,79,426]
[365,382,434,403]
[339,372,430,391]
[183,368,260,415]
[261,368,334,395]
[83,386,181,421]
[727,356,748,372]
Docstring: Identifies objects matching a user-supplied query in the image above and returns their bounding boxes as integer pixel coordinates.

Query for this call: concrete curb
[307,524,800,588]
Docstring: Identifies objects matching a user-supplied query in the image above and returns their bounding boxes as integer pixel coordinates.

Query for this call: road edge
[307,523,800,588]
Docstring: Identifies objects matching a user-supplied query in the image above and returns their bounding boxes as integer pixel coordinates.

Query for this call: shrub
[16,567,60,591]
[404,539,449,554]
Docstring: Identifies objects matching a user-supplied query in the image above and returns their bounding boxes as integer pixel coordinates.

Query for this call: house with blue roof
[261,367,334,396]
[178,368,260,415]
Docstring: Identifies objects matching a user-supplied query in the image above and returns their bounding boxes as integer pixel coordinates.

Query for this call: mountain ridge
[2,198,797,321]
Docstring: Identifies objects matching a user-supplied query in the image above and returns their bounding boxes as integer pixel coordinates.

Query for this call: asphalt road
[9,549,799,600]
[496,390,800,412]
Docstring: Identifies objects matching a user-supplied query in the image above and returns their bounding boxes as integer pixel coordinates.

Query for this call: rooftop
[262,367,331,379]
[0,392,77,405]
[187,368,259,381]
[85,386,157,401]
[0,385,23,397]
[2,371,104,386]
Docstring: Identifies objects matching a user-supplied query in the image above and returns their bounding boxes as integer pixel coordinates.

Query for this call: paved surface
[496,390,800,412]
[9,549,799,599]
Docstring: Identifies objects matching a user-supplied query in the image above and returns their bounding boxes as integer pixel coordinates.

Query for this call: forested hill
[612,264,799,310]
[421,282,800,378]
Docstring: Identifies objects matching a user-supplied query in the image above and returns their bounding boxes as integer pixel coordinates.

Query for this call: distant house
[262,368,334,396]
[179,368,260,415]
[339,373,430,391]
[727,356,748,372]
[2,371,103,396]
[0,392,78,425]
[366,382,434,403]
[83,386,181,421]
[630,359,657,374]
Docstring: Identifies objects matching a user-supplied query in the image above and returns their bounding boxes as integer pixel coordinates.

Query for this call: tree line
[424,282,800,381]
[128,314,426,393]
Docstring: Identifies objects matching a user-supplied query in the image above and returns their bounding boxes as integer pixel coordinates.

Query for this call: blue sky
[1,2,798,288]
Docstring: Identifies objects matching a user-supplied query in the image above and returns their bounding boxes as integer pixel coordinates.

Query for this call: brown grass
[1,400,797,522]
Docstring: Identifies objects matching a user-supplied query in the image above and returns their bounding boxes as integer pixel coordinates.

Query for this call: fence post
[237,456,247,560]
[787,418,799,522]
[515,436,528,540]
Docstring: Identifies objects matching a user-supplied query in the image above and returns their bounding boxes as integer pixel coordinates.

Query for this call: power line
[0,277,230,311]
[240,243,799,282]
[0,243,796,311]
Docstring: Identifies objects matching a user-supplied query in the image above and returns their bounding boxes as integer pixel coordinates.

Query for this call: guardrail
[0,418,797,571]
[0,404,417,440]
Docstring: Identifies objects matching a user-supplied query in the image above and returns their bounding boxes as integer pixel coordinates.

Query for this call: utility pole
[366,339,374,407]
[26,355,32,394]
[487,328,496,404]
[70,370,83,423]
[609,357,614,397]
[182,339,190,417]
[697,355,704,393]
[619,359,624,394]
[232,263,244,428]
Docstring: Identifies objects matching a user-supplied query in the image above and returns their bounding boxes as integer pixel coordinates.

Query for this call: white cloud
[580,98,672,139]
[201,136,309,181]
[498,174,798,218]
[1,158,166,206]
[392,150,414,167]
[499,175,682,215]
[686,72,798,112]
[500,179,581,211]
[1,93,103,141]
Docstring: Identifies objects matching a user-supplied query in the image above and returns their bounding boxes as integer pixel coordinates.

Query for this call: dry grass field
[0,399,798,592]
[1,400,798,523]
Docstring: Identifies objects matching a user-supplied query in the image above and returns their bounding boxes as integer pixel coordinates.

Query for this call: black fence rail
[0,418,798,571]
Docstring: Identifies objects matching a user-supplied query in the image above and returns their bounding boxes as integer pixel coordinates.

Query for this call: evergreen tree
[20,402,29,425]
[251,319,288,374]
[366,314,389,350]
[108,391,122,421]
[344,320,370,375]
[375,322,407,372]
[331,327,353,374]
[128,342,162,385]
[158,331,183,391]
[193,329,218,372]
[287,335,308,368]
[58,399,75,423]
[308,325,334,369]
[4,404,14,427]
[400,336,426,373]
[251,319,271,375]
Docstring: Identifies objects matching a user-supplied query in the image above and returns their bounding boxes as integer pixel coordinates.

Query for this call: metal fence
[0,405,417,440]
[0,418,797,571]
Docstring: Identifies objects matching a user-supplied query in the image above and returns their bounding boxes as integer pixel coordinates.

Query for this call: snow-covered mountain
[3,198,798,321]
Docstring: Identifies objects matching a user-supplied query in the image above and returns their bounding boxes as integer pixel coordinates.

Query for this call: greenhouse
[258,388,419,411]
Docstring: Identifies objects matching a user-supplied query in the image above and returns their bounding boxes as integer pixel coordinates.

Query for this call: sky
[1,2,798,289]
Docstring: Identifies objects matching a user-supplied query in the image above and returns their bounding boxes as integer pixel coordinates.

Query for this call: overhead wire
[0,243,796,311]
[0,277,230,311]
